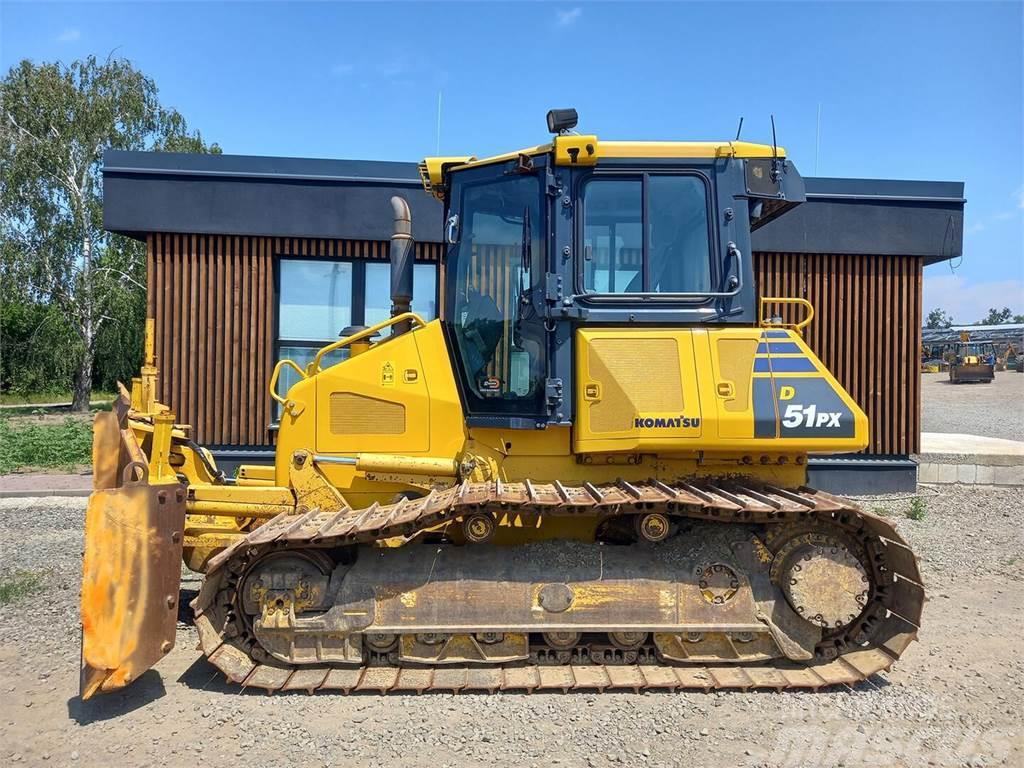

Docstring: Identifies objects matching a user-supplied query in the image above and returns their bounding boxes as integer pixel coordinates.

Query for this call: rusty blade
[80,480,186,699]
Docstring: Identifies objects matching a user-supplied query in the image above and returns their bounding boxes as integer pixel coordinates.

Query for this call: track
[191,478,924,693]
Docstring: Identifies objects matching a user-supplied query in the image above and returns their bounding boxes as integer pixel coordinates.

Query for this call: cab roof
[419,136,786,200]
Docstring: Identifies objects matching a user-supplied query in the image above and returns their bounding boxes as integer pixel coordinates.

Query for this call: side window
[582,175,712,294]
[583,180,642,293]
[648,176,711,293]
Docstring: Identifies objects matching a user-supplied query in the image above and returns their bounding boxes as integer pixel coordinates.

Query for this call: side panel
[314,331,431,455]
[575,329,703,453]
[273,320,466,466]
[574,327,867,455]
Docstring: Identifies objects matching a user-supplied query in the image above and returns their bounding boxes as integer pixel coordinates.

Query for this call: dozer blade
[80,399,186,699]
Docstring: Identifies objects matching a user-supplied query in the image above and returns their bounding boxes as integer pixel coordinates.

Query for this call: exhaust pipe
[389,196,414,335]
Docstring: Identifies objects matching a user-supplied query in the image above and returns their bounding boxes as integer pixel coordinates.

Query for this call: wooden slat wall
[146,234,441,447]
[755,252,923,455]
[148,237,922,455]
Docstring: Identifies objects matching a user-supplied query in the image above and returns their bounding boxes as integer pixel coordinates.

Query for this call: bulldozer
[80,110,923,698]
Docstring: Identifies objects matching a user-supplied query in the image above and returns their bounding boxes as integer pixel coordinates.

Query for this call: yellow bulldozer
[80,110,922,698]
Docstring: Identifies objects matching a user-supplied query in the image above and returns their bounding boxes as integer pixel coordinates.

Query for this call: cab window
[582,174,712,294]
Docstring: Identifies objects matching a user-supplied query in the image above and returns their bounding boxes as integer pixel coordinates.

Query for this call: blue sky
[2,1,1021,322]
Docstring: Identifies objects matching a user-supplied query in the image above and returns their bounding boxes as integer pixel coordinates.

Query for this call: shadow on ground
[67,670,167,724]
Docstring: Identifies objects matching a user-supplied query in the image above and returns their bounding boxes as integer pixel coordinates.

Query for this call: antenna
[770,114,780,182]
[734,116,744,141]
[435,91,442,155]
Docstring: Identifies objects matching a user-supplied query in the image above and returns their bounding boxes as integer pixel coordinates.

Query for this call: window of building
[273,257,438,420]
[364,262,438,329]
[582,174,712,295]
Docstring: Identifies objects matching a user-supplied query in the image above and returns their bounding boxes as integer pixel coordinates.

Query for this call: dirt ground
[920,369,1024,442]
[1,485,1021,768]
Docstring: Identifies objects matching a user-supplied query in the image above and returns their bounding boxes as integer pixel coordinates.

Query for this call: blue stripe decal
[756,342,803,354]
[760,330,791,339]
[754,357,818,373]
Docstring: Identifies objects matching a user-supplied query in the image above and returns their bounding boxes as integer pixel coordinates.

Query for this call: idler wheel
[779,537,870,629]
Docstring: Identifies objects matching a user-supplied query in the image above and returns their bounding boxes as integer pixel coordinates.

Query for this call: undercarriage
[191,479,923,693]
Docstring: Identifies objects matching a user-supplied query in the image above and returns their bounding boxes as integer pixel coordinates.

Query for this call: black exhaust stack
[389,196,414,335]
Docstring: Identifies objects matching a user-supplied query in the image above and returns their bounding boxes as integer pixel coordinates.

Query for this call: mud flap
[79,401,186,699]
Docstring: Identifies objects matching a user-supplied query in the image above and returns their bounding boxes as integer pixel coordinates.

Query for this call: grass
[0,390,116,406]
[872,506,891,518]
[0,570,46,606]
[0,417,93,473]
[906,496,928,521]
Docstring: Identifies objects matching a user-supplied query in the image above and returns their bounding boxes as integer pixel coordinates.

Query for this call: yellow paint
[574,325,867,455]
[426,137,786,185]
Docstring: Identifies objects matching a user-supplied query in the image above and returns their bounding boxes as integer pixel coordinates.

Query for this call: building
[102,149,965,492]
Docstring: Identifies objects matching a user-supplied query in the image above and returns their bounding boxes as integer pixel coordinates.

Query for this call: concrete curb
[916,462,1022,486]
[916,432,1024,487]
[0,489,92,499]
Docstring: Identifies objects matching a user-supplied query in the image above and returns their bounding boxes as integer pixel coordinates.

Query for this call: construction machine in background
[948,333,996,384]
[80,110,923,699]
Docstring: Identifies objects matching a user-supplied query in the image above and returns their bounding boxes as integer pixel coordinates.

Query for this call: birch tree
[0,56,219,410]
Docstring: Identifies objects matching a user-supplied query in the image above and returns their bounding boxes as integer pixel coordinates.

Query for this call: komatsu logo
[634,416,701,429]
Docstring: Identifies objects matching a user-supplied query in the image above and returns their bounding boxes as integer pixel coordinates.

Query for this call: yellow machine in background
[948,332,995,384]
[81,110,923,699]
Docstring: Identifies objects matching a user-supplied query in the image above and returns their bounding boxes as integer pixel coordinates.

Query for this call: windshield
[446,174,546,415]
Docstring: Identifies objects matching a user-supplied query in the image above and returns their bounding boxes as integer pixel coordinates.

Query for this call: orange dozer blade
[80,399,186,699]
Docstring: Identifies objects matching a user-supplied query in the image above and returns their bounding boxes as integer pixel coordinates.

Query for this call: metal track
[191,478,924,693]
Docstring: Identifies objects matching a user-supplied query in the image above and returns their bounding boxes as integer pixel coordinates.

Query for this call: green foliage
[0,570,46,606]
[980,307,1013,325]
[906,496,927,521]
[925,308,954,329]
[871,506,891,518]
[0,417,93,472]
[0,55,219,409]
[0,299,80,395]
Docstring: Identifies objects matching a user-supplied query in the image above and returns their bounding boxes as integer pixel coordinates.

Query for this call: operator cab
[421,109,805,429]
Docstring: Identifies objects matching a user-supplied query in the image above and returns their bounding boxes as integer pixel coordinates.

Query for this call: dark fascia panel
[104,151,964,261]
[103,149,444,243]
[752,177,965,264]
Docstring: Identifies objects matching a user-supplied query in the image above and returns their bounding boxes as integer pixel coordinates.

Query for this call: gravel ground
[1,487,1022,768]
[920,370,1024,441]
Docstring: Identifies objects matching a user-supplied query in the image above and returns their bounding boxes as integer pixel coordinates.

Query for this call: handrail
[310,312,427,374]
[759,296,815,334]
[270,312,428,408]
[269,359,308,407]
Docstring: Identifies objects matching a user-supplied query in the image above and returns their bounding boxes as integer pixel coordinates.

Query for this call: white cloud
[331,63,354,77]
[1017,186,1024,209]
[964,221,986,234]
[555,7,583,27]
[991,211,1015,221]
[56,28,80,43]
[924,274,1024,324]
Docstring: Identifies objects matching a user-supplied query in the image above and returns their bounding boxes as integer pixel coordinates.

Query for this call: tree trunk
[71,230,95,412]
[71,346,94,411]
